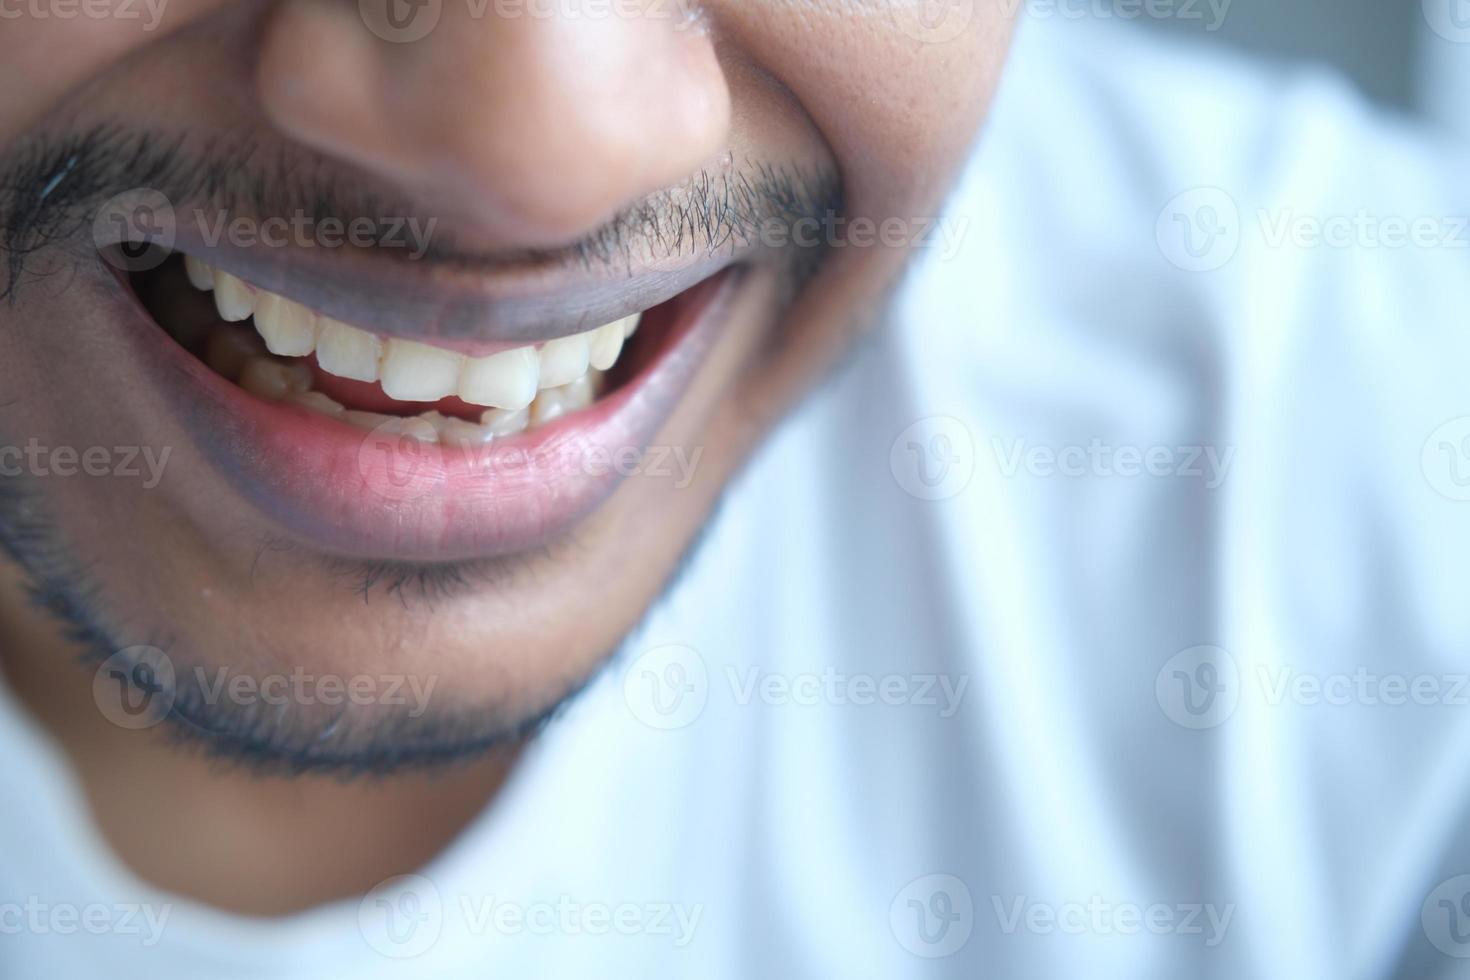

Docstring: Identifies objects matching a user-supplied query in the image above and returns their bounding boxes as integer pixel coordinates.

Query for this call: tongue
[307,357,489,421]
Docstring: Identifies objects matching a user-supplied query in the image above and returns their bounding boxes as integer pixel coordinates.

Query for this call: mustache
[0,123,845,302]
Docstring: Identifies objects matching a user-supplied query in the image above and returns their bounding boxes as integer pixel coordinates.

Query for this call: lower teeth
[207,325,601,445]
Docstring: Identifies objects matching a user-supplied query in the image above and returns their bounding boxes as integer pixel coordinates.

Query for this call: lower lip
[123,269,739,562]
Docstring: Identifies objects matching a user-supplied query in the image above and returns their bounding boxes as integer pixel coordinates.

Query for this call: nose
[255,0,731,247]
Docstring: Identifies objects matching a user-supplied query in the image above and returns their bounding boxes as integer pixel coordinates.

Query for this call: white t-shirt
[7,15,1470,979]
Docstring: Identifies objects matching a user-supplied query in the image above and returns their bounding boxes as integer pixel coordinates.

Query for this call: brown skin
[0,0,1012,914]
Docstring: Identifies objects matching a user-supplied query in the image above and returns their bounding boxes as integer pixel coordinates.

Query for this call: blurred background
[1148,0,1465,134]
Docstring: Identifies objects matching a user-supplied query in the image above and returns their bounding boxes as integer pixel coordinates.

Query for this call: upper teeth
[183,255,639,411]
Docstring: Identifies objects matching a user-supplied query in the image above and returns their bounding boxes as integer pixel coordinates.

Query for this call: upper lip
[105,219,741,349]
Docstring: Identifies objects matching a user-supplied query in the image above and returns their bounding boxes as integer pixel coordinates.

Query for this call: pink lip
[120,268,739,563]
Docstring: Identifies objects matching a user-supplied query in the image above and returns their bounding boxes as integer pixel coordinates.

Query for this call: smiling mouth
[131,252,679,446]
[109,242,739,562]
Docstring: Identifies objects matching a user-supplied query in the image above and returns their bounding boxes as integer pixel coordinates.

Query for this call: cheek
[0,1,234,142]
[708,1,1015,216]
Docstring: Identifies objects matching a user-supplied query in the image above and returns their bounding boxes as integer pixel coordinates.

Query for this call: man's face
[0,0,1011,770]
